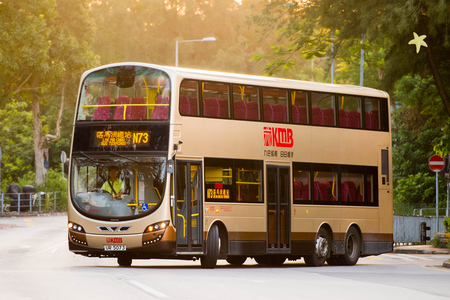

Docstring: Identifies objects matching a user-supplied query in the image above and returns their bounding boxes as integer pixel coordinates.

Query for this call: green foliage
[444,218,450,233]
[394,172,446,207]
[429,233,446,248]
[0,99,34,191]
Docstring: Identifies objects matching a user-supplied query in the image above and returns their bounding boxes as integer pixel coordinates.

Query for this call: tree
[0,0,98,186]
[250,0,450,112]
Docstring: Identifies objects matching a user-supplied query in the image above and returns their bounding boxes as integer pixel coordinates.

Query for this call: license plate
[104,245,126,251]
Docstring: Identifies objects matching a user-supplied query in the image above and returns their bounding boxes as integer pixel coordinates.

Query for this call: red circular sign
[429,154,445,172]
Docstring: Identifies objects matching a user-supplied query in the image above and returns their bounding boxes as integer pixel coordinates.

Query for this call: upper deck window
[77,66,170,121]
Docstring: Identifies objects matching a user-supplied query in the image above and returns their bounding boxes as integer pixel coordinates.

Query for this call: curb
[393,249,450,255]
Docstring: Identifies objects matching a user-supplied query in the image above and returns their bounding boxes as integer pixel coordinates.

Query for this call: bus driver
[102,166,124,198]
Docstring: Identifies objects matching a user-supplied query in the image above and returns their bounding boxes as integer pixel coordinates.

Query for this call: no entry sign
[428,154,445,172]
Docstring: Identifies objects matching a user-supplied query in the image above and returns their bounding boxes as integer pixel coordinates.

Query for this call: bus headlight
[144,221,169,233]
[68,222,85,233]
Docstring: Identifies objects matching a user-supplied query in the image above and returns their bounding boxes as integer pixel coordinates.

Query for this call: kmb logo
[264,127,294,148]
[106,238,123,243]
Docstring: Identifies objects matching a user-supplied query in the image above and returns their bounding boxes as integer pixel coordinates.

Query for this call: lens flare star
[408,32,428,53]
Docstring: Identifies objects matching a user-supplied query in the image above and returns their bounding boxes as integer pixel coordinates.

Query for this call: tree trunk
[31,98,45,186]
[418,11,450,117]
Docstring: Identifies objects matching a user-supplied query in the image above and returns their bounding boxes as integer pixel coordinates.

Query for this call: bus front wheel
[304,227,331,267]
[201,224,220,269]
[117,254,132,267]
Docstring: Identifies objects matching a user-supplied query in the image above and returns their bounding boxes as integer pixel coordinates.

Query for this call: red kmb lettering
[264,127,293,148]
[106,238,123,243]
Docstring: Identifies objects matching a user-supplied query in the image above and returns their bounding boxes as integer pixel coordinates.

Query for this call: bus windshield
[77,66,170,121]
[70,154,167,220]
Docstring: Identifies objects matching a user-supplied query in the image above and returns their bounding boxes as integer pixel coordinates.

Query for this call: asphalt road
[1,215,450,300]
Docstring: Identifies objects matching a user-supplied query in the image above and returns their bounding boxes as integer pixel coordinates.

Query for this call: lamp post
[175,37,216,67]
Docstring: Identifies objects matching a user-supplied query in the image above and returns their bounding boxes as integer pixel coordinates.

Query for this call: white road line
[396,254,432,261]
[128,280,169,299]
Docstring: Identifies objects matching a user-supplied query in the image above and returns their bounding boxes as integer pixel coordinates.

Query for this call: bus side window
[180,80,198,116]
[293,163,311,204]
[233,85,259,120]
[339,95,362,129]
[263,87,288,123]
[202,82,229,119]
[311,92,335,126]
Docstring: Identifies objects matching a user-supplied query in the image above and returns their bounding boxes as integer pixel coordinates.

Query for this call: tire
[326,227,361,266]
[254,256,269,265]
[267,255,286,266]
[304,227,331,267]
[341,227,361,265]
[201,224,220,269]
[226,256,247,266]
[117,254,132,267]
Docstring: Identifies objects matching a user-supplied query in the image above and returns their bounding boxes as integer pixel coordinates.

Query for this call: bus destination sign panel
[93,130,150,148]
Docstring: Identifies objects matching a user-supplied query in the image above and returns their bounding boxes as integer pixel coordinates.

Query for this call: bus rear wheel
[341,227,361,265]
[327,227,361,266]
[201,224,220,269]
[117,254,132,267]
[304,227,331,267]
[226,256,247,266]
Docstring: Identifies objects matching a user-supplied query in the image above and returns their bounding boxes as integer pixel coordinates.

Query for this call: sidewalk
[393,244,450,255]
[393,244,450,268]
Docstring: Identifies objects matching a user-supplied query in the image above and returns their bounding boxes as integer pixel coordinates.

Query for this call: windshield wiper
[79,151,100,163]
[109,151,141,163]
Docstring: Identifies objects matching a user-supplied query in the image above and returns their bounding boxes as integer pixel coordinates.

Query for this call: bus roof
[82,62,389,99]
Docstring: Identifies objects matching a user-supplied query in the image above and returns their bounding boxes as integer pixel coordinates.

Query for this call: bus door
[175,161,203,253]
[266,165,291,253]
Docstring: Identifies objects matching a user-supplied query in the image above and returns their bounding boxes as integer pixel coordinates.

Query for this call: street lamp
[175,37,216,67]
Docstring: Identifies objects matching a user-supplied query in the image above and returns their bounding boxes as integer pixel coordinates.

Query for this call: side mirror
[167,159,174,174]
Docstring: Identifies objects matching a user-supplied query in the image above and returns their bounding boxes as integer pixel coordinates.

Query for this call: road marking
[397,254,432,261]
[421,265,450,272]
[24,219,34,227]
[128,280,169,299]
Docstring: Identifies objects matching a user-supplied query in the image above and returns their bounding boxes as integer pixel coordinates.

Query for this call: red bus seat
[323,108,335,126]
[365,111,371,129]
[113,96,131,120]
[292,105,300,124]
[190,97,198,116]
[92,96,112,120]
[294,181,303,200]
[131,97,147,120]
[233,100,247,120]
[273,104,287,122]
[299,105,307,124]
[219,99,229,118]
[247,101,259,120]
[348,110,361,128]
[179,95,190,115]
[312,107,323,125]
[263,102,273,121]
[203,98,220,117]
[151,95,169,120]
[339,109,348,127]
[370,110,379,130]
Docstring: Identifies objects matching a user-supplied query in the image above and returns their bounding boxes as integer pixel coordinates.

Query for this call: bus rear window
[77,66,171,121]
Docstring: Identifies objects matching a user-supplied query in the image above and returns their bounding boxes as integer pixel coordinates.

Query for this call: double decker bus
[68,62,393,268]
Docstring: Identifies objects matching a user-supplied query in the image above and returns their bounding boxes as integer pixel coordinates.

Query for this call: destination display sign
[92,130,150,147]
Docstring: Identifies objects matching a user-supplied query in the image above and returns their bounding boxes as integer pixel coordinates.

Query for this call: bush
[429,233,447,248]
[444,217,450,233]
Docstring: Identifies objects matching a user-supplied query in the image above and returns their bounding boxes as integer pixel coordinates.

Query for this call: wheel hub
[315,236,329,258]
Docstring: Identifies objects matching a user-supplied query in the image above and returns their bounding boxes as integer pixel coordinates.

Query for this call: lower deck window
[293,162,378,206]
[205,158,262,203]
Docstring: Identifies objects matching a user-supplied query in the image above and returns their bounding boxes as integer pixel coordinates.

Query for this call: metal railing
[1,192,65,215]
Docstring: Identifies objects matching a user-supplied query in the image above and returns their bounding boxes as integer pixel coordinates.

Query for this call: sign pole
[436,171,439,233]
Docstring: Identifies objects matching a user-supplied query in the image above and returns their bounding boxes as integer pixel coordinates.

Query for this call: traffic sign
[429,154,445,172]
